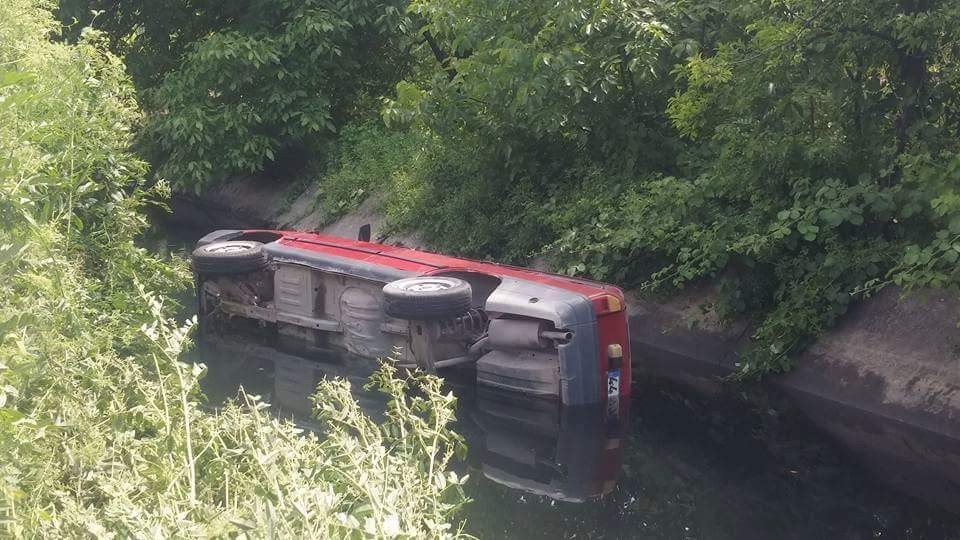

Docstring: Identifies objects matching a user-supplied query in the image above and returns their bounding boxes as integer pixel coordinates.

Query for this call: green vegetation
[1,1,466,536]
[315,121,430,224]
[59,0,960,374]
[60,0,412,189]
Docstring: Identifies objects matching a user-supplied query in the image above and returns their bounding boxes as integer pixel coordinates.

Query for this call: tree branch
[422,30,457,81]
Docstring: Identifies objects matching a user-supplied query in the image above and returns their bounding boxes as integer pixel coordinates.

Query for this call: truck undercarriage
[193,229,631,406]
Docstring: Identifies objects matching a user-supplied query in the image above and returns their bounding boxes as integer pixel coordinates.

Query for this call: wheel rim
[208,242,254,254]
[405,279,456,292]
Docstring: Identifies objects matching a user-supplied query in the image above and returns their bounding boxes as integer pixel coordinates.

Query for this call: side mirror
[358,224,371,242]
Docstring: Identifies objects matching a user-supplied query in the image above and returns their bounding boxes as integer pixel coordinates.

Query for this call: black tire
[191,240,269,275]
[383,276,472,319]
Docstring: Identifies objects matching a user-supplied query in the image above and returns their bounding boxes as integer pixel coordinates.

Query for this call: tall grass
[0,1,467,536]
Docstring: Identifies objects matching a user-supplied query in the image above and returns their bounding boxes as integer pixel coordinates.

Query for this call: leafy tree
[651,0,960,372]
[59,0,412,190]
[150,0,413,189]
[49,0,960,375]
[56,0,246,89]
[405,0,680,170]
[392,0,960,374]
[375,1,687,261]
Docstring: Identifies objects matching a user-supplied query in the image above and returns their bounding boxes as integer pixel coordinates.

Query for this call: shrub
[388,0,960,376]
[0,1,468,536]
[141,0,412,191]
[313,121,430,224]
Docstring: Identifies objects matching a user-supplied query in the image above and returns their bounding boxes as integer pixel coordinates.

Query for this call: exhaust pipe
[540,330,572,342]
[487,319,572,350]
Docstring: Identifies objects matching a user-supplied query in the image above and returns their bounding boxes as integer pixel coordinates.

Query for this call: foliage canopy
[390,0,960,374]
[58,0,960,374]
[60,0,413,189]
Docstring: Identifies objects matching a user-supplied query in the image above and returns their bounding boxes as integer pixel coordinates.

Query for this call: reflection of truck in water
[195,338,626,503]
[192,228,630,406]
[467,389,627,502]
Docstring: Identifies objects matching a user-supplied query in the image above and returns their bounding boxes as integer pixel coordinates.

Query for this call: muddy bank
[168,177,960,513]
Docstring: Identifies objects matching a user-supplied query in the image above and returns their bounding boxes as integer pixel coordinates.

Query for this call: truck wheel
[191,240,269,275]
[383,277,472,319]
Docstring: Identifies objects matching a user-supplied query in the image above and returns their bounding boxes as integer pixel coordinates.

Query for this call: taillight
[595,294,623,314]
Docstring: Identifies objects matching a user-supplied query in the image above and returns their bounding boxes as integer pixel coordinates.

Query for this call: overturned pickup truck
[191,229,630,406]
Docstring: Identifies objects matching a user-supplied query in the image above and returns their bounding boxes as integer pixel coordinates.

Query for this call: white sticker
[606,369,620,418]
[607,369,620,398]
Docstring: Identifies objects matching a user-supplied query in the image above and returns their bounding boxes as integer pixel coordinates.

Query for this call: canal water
[154,225,959,538]
[190,338,960,540]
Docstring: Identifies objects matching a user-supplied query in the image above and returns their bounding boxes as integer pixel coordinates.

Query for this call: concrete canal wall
[630,282,960,511]
[166,177,960,512]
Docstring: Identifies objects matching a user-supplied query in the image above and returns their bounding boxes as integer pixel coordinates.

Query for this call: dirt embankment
[169,175,960,512]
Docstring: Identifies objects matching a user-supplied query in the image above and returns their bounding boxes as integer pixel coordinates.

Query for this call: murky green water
[191,339,960,540]
[157,226,959,538]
